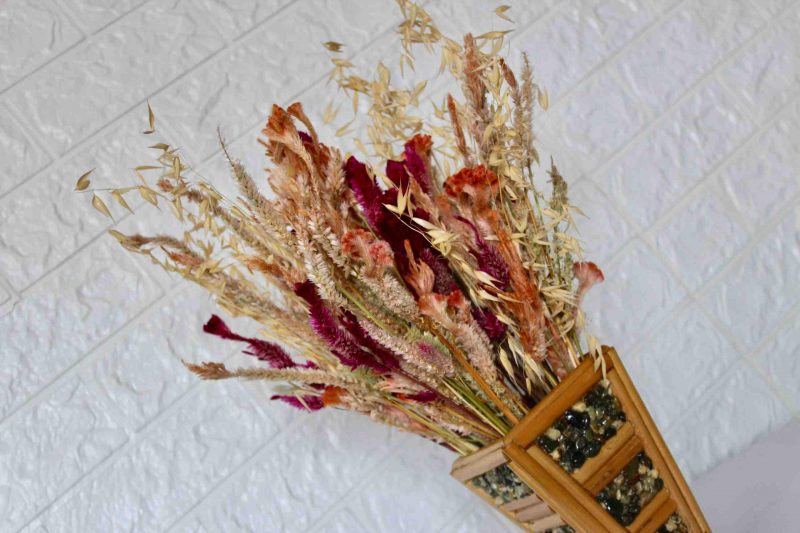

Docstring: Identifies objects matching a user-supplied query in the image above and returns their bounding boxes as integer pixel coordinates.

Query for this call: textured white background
[1,0,799,531]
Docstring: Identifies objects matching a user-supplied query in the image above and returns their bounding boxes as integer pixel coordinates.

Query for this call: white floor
[694,421,800,532]
[1,0,799,531]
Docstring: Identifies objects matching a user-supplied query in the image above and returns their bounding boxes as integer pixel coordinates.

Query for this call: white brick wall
[1,0,798,531]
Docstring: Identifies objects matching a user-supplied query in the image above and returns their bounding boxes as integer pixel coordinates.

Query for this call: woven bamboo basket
[451,347,710,533]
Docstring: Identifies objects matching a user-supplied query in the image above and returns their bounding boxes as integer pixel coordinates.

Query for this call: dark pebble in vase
[585,389,600,406]
[561,449,586,470]
[537,383,628,476]
[621,512,635,526]
[564,409,591,430]
[571,451,587,470]
[637,452,653,469]
[537,435,558,453]
[584,440,601,458]
[569,436,588,453]
[624,459,639,478]
[599,497,624,522]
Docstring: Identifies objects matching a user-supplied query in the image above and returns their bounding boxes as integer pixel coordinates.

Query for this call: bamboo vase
[451,347,710,533]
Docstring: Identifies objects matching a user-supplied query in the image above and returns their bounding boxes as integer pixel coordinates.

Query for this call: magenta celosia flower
[309,300,379,370]
[340,228,394,274]
[340,311,400,369]
[474,242,509,288]
[294,281,388,373]
[419,248,458,294]
[402,390,438,403]
[270,394,324,411]
[403,140,432,193]
[344,155,455,290]
[202,314,302,369]
[344,156,384,228]
[386,159,411,189]
[384,139,432,194]
[471,307,507,342]
[456,216,509,289]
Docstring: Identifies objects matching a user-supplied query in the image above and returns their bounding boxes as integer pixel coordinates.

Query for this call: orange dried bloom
[167,252,202,267]
[444,165,499,197]
[446,290,470,320]
[406,134,432,157]
[246,257,282,277]
[321,386,347,406]
[264,103,295,137]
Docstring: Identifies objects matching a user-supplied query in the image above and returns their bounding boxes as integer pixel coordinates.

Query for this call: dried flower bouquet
[71,2,662,530]
[80,2,603,456]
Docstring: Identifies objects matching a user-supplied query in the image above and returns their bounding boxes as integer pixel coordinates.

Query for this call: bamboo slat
[572,422,635,486]
[450,441,505,482]
[605,348,710,532]
[506,443,626,533]
[515,501,554,522]
[582,432,643,496]
[500,493,542,512]
[628,489,676,533]
[506,356,609,449]
[458,470,537,532]
[528,514,567,532]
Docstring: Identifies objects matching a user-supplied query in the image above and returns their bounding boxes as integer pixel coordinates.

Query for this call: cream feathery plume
[359,319,455,377]
[451,315,498,384]
[358,270,419,321]
[296,231,348,309]
[183,360,369,392]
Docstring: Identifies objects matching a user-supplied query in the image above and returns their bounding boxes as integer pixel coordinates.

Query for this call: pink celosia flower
[341,228,371,256]
[573,261,604,307]
[418,293,454,328]
[342,228,394,275]
[416,341,456,377]
[368,241,394,270]
[403,240,436,297]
